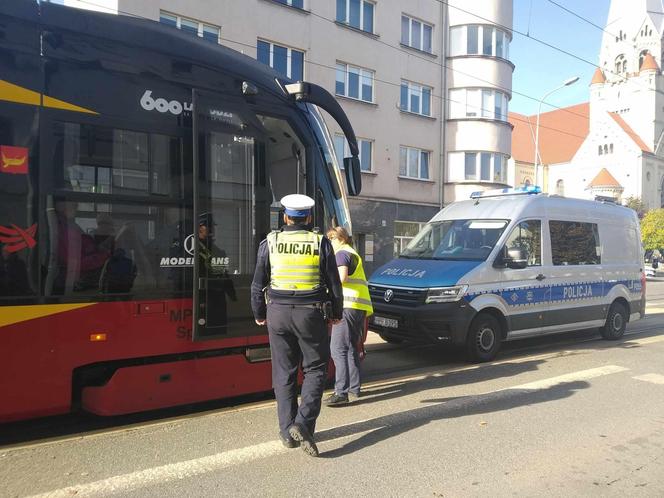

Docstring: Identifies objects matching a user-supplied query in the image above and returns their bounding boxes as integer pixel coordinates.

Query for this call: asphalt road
[2,282,664,497]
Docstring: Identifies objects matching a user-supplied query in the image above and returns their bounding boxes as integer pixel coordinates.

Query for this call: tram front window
[306,105,351,233]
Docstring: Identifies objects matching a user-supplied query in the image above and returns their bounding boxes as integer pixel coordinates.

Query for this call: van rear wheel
[601,302,628,340]
[466,313,502,362]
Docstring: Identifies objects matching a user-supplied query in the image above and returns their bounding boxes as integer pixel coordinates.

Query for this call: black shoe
[324,393,349,406]
[288,423,319,457]
[280,433,300,449]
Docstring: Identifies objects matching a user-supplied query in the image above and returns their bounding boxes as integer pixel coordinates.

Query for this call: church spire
[640,52,660,73]
[591,68,606,85]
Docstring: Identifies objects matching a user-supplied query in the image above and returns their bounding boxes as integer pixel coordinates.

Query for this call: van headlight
[425,285,468,304]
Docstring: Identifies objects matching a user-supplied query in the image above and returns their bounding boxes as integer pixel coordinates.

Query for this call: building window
[400,80,432,116]
[556,179,564,196]
[336,62,374,102]
[453,151,508,183]
[550,221,601,266]
[610,143,614,153]
[273,0,304,8]
[401,15,433,53]
[598,145,603,155]
[257,40,304,80]
[399,146,430,180]
[615,54,626,74]
[464,152,477,180]
[639,49,650,69]
[449,25,510,59]
[394,221,426,257]
[449,88,508,121]
[336,0,374,33]
[159,11,220,43]
[334,134,373,172]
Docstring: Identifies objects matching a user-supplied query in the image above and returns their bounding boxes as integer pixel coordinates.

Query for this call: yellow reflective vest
[267,230,322,291]
[336,244,373,316]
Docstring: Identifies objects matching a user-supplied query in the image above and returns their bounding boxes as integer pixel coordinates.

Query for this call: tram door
[191,90,304,340]
[191,90,254,340]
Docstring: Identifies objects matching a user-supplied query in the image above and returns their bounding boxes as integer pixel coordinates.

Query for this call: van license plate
[374,316,398,328]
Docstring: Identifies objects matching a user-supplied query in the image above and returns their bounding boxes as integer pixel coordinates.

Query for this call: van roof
[431,194,638,224]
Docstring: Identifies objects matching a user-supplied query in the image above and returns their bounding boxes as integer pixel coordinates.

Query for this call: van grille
[369,285,427,307]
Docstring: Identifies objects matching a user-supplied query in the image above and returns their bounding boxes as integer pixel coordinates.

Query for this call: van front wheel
[601,302,628,340]
[466,313,502,362]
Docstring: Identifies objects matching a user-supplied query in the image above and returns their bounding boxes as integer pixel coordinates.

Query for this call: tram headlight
[425,285,468,304]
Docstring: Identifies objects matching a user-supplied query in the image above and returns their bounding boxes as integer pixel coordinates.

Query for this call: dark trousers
[331,308,365,396]
[266,302,330,437]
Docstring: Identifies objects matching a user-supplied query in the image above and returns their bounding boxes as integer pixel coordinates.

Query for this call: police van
[369,187,645,362]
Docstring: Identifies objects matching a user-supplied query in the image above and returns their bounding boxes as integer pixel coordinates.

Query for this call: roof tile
[608,113,652,152]
[509,102,589,165]
[588,168,622,188]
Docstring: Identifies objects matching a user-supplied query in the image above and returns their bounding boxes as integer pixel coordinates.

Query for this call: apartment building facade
[53,0,513,273]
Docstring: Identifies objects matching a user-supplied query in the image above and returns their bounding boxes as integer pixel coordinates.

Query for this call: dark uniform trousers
[267,301,330,437]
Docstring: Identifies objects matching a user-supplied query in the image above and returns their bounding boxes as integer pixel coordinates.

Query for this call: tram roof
[4,1,292,102]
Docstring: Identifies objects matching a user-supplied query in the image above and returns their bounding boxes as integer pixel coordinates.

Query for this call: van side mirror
[494,246,528,269]
[343,156,362,196]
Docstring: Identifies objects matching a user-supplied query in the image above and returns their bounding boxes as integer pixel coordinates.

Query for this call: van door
[545,220,605,333]
[497,219,547,338]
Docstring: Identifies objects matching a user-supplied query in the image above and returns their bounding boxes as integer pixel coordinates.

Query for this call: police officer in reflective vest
[251,194,343,457]
[324,226,373,406]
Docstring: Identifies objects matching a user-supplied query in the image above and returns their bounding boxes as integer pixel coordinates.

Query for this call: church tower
[591,0,664,151]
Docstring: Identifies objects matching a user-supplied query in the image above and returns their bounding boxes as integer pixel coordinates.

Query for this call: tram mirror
[343,156,362,197]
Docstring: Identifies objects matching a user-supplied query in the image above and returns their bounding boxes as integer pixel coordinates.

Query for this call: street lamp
[534,76,579,188]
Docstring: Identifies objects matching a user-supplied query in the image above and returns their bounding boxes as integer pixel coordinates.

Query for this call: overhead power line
[41,0,591,141]
[545,0,620,39]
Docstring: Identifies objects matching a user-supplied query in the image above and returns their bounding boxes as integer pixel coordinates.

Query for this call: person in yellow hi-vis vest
[324,226,373,406]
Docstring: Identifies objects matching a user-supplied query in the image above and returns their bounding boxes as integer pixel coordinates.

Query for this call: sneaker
[279,433,300,449]
[288,423,319,457]
[348,392,360,402]
[324,393,349,406]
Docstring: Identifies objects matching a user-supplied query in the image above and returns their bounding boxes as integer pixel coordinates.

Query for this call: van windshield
[401,219,509,261]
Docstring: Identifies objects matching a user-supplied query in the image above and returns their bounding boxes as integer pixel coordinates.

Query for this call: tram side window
[0,107,39,299]
[46,198,193,297]
[55,123,175,196]
[47,122,190,298]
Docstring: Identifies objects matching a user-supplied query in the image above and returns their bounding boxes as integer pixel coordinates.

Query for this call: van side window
[550,221,601,266]
[504,220,541,266]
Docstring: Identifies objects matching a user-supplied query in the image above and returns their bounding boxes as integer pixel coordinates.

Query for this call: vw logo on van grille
[384,289,394,302]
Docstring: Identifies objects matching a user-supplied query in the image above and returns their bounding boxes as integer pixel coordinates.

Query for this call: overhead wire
[435,0,663,99]
[45,0,590,142]
[545,0,621,39]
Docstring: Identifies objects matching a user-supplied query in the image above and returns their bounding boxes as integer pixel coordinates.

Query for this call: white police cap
[281,194,315,217]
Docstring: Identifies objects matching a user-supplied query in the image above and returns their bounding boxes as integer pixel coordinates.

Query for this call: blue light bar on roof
[470,185,542,199]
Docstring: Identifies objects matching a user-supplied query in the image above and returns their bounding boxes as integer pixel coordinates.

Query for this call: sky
[510,0,611,116]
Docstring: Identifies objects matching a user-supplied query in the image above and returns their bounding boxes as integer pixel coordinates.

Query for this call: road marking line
[28,441,289,498]
[507,365,629,390]
[632,373,664,385]
[26,364,629,498]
